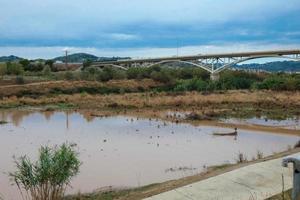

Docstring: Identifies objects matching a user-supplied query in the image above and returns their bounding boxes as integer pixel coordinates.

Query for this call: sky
[0,0,300,59]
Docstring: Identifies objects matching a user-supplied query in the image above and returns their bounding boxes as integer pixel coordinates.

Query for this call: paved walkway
[144,153,299,200]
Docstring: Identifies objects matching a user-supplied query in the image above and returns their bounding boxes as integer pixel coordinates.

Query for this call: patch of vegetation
[235,152,248,163]
[0,120,8,124]
[65,183,159,200]
[294,140,300,148]
[9,143,80,200]
[266,189,292,200]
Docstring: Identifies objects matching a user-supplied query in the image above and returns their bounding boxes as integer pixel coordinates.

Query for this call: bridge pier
[210,72,220,81]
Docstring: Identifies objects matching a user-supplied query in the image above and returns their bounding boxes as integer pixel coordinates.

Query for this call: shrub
[45,60,54,68]
[24,62,44,72]
[6,62,24,75]
[127,67,150,79]
[43,65,52,76]
[0,63,7,79]
[236,152,247,163]
[86,67,98,75]
[112,70,127,80]
[19,59,30,69]
[64,72,74,80]
[294,140,300,148]
[96,67,115,82]
[83,59,93,68]
[15,76,25,84]
[79,71,90,81]
[174,78,208,92]
[9,143,80,200]
[150,69,175,84]
[126,67,140,79]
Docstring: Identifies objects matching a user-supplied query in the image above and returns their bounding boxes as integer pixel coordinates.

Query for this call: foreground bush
[9,143,80,200]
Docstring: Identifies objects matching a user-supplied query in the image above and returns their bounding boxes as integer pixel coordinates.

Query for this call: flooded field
[0,110,299,199]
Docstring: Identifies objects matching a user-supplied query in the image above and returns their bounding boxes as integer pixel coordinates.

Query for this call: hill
[53,53,99,63]
[0,55,23,62]
[53,53,130,63]
[236,61,300,72]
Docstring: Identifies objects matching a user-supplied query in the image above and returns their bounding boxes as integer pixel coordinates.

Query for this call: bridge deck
[94,49,300,65]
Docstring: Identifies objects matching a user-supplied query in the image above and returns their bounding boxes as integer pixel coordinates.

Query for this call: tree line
[0,60,300,91]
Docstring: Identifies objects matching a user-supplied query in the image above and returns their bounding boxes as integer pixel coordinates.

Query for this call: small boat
[213,128,238,136]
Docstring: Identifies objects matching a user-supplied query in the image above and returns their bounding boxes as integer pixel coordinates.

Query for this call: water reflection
[0,110,100,129]
[0,110,299,200]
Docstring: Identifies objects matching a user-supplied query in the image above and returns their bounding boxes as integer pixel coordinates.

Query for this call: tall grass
[9,143,81,200]
[236,152,248,163]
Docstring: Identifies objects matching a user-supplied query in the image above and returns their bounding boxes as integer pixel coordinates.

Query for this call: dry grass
[0,79,162,97]
[1,90,300,109]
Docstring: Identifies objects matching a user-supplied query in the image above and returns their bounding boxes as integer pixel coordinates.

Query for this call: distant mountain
[53,53,131,63]
[235,61,300,72]
[0,55,23,62]
[53,53,99,63]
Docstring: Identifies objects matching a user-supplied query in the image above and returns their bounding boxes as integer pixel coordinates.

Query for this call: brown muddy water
[0,110,299,199]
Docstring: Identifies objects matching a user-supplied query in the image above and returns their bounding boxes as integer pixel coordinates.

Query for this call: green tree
[45,60,54,68]
[19,59,30,69]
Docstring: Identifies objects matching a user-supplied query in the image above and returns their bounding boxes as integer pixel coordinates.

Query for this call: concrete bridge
[92,49,300,80]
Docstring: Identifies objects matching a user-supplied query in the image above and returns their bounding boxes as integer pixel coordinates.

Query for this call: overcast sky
[0,0,299,59]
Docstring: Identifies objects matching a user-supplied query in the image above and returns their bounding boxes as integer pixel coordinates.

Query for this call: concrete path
[144,153,299,200]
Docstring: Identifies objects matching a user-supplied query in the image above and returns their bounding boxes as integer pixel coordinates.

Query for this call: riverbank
[1,82,300,120]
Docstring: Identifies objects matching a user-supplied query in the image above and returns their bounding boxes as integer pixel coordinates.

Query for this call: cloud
[109,33,140,41]
[0,0,299,51]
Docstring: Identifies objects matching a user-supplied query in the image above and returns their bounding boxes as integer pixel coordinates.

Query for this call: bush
[83,59,93,68]
[24,62,44,72]
[95,67,115,82]
[43,65,52,76]
[64,72,74,80]
[19,59,30,69]
[45,60,54,68]
[9,143,80,200]
[112,69,127,80]
[150,69,175,84]
[96,71,111,82]
[15,76,25,84]
[79,71,90,81]
[174,78,208,92]
[6,62,24,75]
[0,63,7,79]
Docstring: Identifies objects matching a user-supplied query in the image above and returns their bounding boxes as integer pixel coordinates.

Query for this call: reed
[9,143,80,200]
